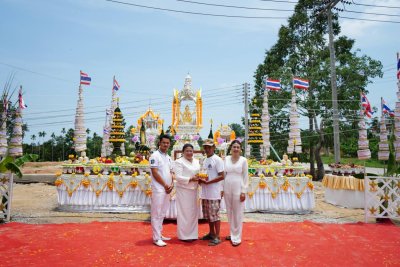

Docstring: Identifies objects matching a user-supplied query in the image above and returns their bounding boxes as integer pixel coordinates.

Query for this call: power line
[23,85,242,117]
[258,0,297,3]
[24,93,242,121]
[26,100,244,128]
[105,0,288,19]
[176,0,400,18]
[351,0,400,9]
[339,15,400,24]
[176,0,294,12]
[344,9,400,18]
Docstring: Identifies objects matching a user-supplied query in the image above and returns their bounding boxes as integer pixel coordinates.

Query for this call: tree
[229,123,245,138]
[30,134,36,154]
[61,128,66,160]
[253,0,383,180]
[50,132,56,161]
[39,131,47,160]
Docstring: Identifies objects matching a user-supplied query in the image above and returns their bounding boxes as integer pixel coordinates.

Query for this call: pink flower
[148,135,155,142]
[132,135,139,143]
[174,135,180,141]
[217,137,225,145]
[192,135,200,141]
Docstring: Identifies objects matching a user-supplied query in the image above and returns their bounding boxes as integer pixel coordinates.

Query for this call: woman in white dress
[174,143,200,241]
[223,140,248,246]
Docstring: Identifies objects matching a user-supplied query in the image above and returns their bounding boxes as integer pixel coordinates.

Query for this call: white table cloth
[56,174,315,215]
[322,174,365,209]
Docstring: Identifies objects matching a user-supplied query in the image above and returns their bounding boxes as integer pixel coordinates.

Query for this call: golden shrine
[214,124,236,157]
[136,108,163,150]
[171,74,203,152]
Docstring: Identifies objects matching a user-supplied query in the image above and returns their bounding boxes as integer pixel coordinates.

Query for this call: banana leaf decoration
[0,154,38,178]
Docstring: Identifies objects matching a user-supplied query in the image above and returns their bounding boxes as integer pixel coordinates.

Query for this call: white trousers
[151,191,170,241]
[224,193,244,244]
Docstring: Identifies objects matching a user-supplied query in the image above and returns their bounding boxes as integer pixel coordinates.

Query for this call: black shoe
[200,233,213,240]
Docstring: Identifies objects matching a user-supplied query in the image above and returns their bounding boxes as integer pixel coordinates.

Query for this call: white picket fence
[364,176,400,222]
[0,173,14,221]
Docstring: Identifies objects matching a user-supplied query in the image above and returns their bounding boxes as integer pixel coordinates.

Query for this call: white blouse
[174,157,200,190]
[224,156,249,194]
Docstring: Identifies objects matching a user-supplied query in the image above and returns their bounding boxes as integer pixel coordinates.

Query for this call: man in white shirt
[199,139,225,246]
[150,134,174,247]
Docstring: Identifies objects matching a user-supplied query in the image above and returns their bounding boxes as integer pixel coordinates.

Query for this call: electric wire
[105,0,288,19]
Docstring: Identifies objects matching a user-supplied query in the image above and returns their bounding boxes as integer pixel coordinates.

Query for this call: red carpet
[0,221,399,266]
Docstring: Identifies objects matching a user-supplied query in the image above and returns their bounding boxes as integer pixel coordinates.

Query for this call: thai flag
[397,57,400,80]
[264,78,281,91]
[382,99,394,117]
[361,93,374,118]
[113,78,120,91]
[293,77,309,90]
[18,87,27,109]
[80,71,91,86]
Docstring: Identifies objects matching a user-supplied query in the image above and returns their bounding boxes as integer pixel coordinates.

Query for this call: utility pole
[326,0,341,163]
[243,83,249,157]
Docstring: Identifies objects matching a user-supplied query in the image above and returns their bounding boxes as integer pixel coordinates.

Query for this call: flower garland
[248,176,313,199]
[55,173,153,199]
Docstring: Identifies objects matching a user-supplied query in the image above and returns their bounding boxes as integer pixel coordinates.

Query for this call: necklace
[231,156,240,164]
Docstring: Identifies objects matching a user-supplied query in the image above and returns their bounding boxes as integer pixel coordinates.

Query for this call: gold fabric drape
[322,174,364,191]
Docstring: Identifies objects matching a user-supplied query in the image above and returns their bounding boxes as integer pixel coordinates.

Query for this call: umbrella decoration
[0,95,8,157]
[261,88,270,158]
[378,98,390,161]
[9,87,26,157]
[357,92,371,160]
[287,89,302,154]
[74,85,87,156]
[395,53,400,161]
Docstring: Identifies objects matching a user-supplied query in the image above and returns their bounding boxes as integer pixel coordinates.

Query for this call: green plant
[0,154,38,178]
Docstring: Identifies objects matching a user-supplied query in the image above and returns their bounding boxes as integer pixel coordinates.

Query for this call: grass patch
[321,155,385,168]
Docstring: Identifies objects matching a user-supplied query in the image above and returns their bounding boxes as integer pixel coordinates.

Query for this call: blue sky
[0,0,399,142]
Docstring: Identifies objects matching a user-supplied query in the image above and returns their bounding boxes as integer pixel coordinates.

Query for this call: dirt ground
[6,162,389,225]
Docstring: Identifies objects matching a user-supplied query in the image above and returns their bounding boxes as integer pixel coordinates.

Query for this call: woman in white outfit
[174,143,200,241]
[222,140,248,246]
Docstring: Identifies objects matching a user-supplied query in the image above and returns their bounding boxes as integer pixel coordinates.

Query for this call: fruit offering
[198,172,209,181]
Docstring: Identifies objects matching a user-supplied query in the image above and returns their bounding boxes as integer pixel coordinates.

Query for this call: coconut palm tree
[38,132,43,159]
[61,128,66,160]
[30,134,36,154]
[50,132,56,161]
[41,131,46,160]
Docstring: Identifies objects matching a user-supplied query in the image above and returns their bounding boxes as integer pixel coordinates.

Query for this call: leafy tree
[229,123,245,138]
[253,0,383,180]
[61,128,66,160]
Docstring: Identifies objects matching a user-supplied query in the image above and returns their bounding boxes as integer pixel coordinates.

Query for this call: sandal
[225,236,231,241]
[208,237,221,246]
[201,233,213,240]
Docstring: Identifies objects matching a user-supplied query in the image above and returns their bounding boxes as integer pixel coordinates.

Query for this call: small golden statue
[181,105,193,124]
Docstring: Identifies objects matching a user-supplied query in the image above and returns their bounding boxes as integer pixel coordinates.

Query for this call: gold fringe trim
[322,175,364,191]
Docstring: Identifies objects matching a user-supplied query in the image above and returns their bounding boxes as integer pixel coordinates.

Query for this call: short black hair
[182,143,194,152]
[158,134,171,144]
